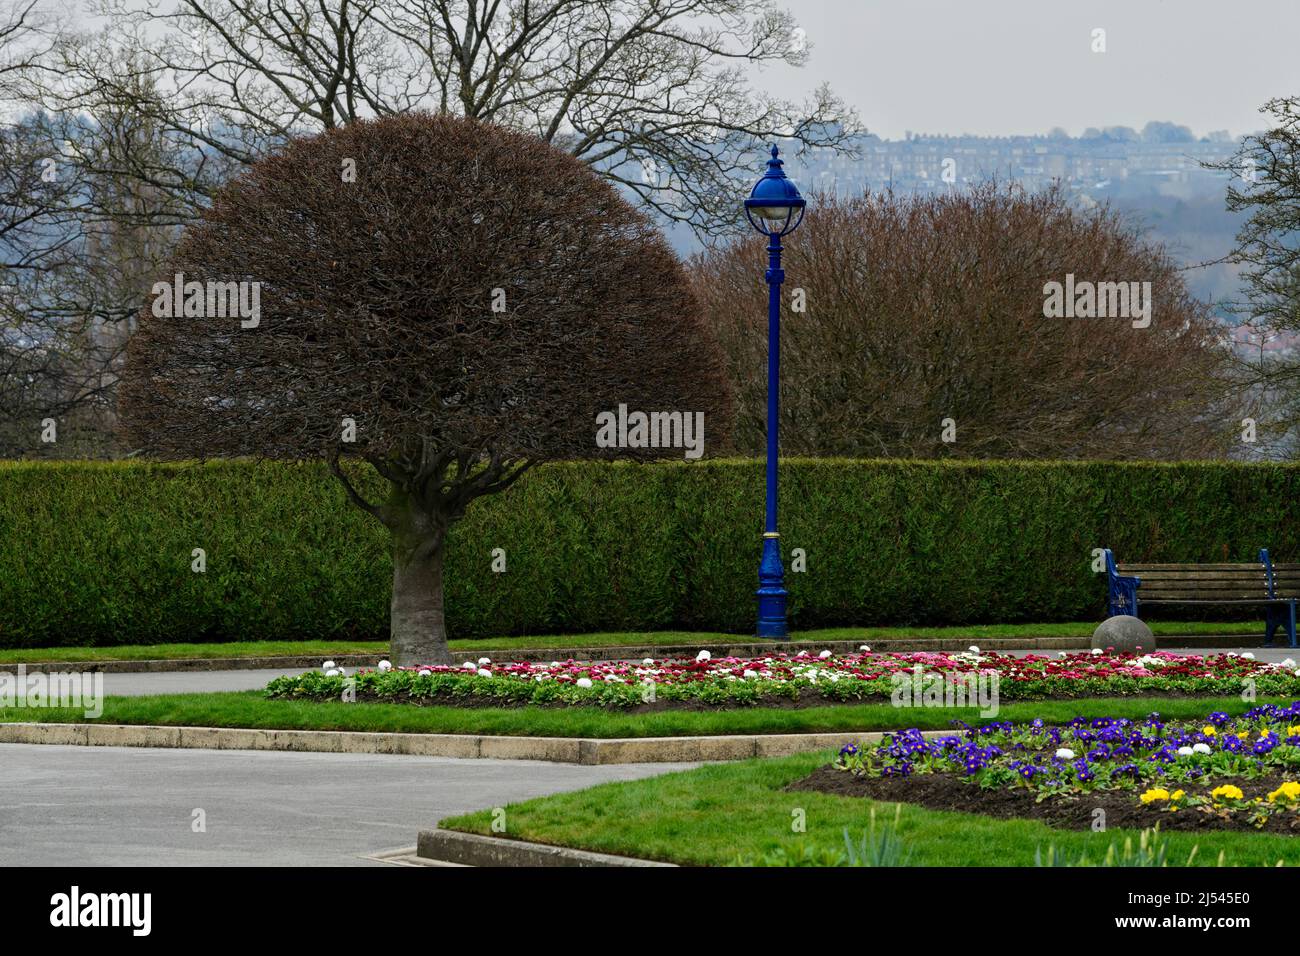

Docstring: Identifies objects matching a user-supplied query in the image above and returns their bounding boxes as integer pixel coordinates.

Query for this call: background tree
[0,1,120,456]
[0,93,183,457]
[693,185,1240,460]
[1206,96,1300,456]
[7,0,851,453]
[118,113,731,664]
[37,0,858,236]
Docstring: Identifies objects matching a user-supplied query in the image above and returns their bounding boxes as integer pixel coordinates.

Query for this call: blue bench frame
[1104,547,1298,648]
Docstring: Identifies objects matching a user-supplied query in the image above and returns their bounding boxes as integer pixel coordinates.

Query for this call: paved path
[1000,646,1298,662]
[93,667,315,696]
[0,744,691,866]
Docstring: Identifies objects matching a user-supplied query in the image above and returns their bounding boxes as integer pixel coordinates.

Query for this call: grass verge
[0,620,1269,664]
[0,692,1291,738]
[438,750,1300,866]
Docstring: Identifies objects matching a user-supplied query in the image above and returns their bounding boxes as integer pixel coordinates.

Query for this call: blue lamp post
[744,145,806,640]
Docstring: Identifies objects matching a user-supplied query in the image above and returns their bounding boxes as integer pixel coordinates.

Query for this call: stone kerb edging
[0,722,947,763]
[416,829,674,867]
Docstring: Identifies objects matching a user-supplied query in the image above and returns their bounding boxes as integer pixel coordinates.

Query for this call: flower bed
[264,648,1300,710]
[789,702,1300,834]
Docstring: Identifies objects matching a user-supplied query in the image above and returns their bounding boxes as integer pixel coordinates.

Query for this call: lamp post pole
[744,145,806,641]
[756,224,787,638]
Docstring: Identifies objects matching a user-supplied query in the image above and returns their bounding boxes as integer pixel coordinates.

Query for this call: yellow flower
[1171,789,1186,801]
[1140,788,1171,804]
[1202,726,1217,736]
[1211,785,1244,801]
[1288,726,1300,738]
[1267,782,1300,804]
[1236,731,1251,741]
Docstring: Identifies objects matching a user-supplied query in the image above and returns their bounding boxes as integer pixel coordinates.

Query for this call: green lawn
[0,692,1290,738]
[0,619,1267,664]
[438,750,1300,866]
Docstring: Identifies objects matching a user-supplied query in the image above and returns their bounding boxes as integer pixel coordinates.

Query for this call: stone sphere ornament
[1091,615,1154,655]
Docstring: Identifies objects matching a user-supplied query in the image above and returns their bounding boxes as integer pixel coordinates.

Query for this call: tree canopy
[120,112,731,662]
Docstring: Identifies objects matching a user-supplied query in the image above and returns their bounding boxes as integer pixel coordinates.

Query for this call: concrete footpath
[0,743,689,866]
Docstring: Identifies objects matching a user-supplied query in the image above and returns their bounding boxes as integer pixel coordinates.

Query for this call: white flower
[1091,648,1103,656]
[1055,748,1075,760]
[324,668,340,677]
[377,660,392,672]
[575,677,593,689]
[478,656,491,665]
[859,645,871,652]
[417,668,432,677]
[743,669,758,679]
[461,661,477,670]
[477,668,492,678]
[1192,743,1212,755]
[550,661,560,668]
[968,646,980,654]
[643,658,655,666]
[1177,746,1194,757]
[819,650,832,659]
[336,667,346,677]
[1241,652,1255,660]
[828,673,840,682]
[322,660,336,670]
[696,650,711,662]
[1294,669,1300,677]
[1281,658,1296,669]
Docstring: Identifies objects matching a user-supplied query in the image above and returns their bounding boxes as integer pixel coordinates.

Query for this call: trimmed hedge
[1,458,1298,648]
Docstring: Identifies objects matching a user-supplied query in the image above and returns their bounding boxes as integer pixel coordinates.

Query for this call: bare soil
[787,764,1300,834]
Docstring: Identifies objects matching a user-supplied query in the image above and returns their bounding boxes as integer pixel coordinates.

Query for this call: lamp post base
[756,534,788,639]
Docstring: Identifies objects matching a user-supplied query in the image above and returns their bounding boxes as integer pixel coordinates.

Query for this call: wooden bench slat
[1140,591,1270,601]
[1141,598,1294,605]
[1123,567,1263,574]
[1133,577,1267,585]
[1121,578,1267,587]
[1123,561,1263,567]
[1120,565,1264,571]
[1139,587,1270,595]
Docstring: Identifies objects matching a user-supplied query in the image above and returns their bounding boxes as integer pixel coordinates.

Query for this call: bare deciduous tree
[119,113,731,664]
[693,185,1240,460]
[42,0,858,235]
[1206,96,1300,455]
[0,91,183,457]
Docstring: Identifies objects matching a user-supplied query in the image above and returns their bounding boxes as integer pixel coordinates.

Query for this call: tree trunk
[389,493,453,666]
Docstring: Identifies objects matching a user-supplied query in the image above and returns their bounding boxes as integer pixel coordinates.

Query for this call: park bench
[1103,548,1298,648]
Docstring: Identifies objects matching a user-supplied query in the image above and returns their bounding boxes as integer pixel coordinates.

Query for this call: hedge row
[2,458,1299,648]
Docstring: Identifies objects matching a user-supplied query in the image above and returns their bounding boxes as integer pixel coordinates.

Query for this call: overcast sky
[762,0,1300,139]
